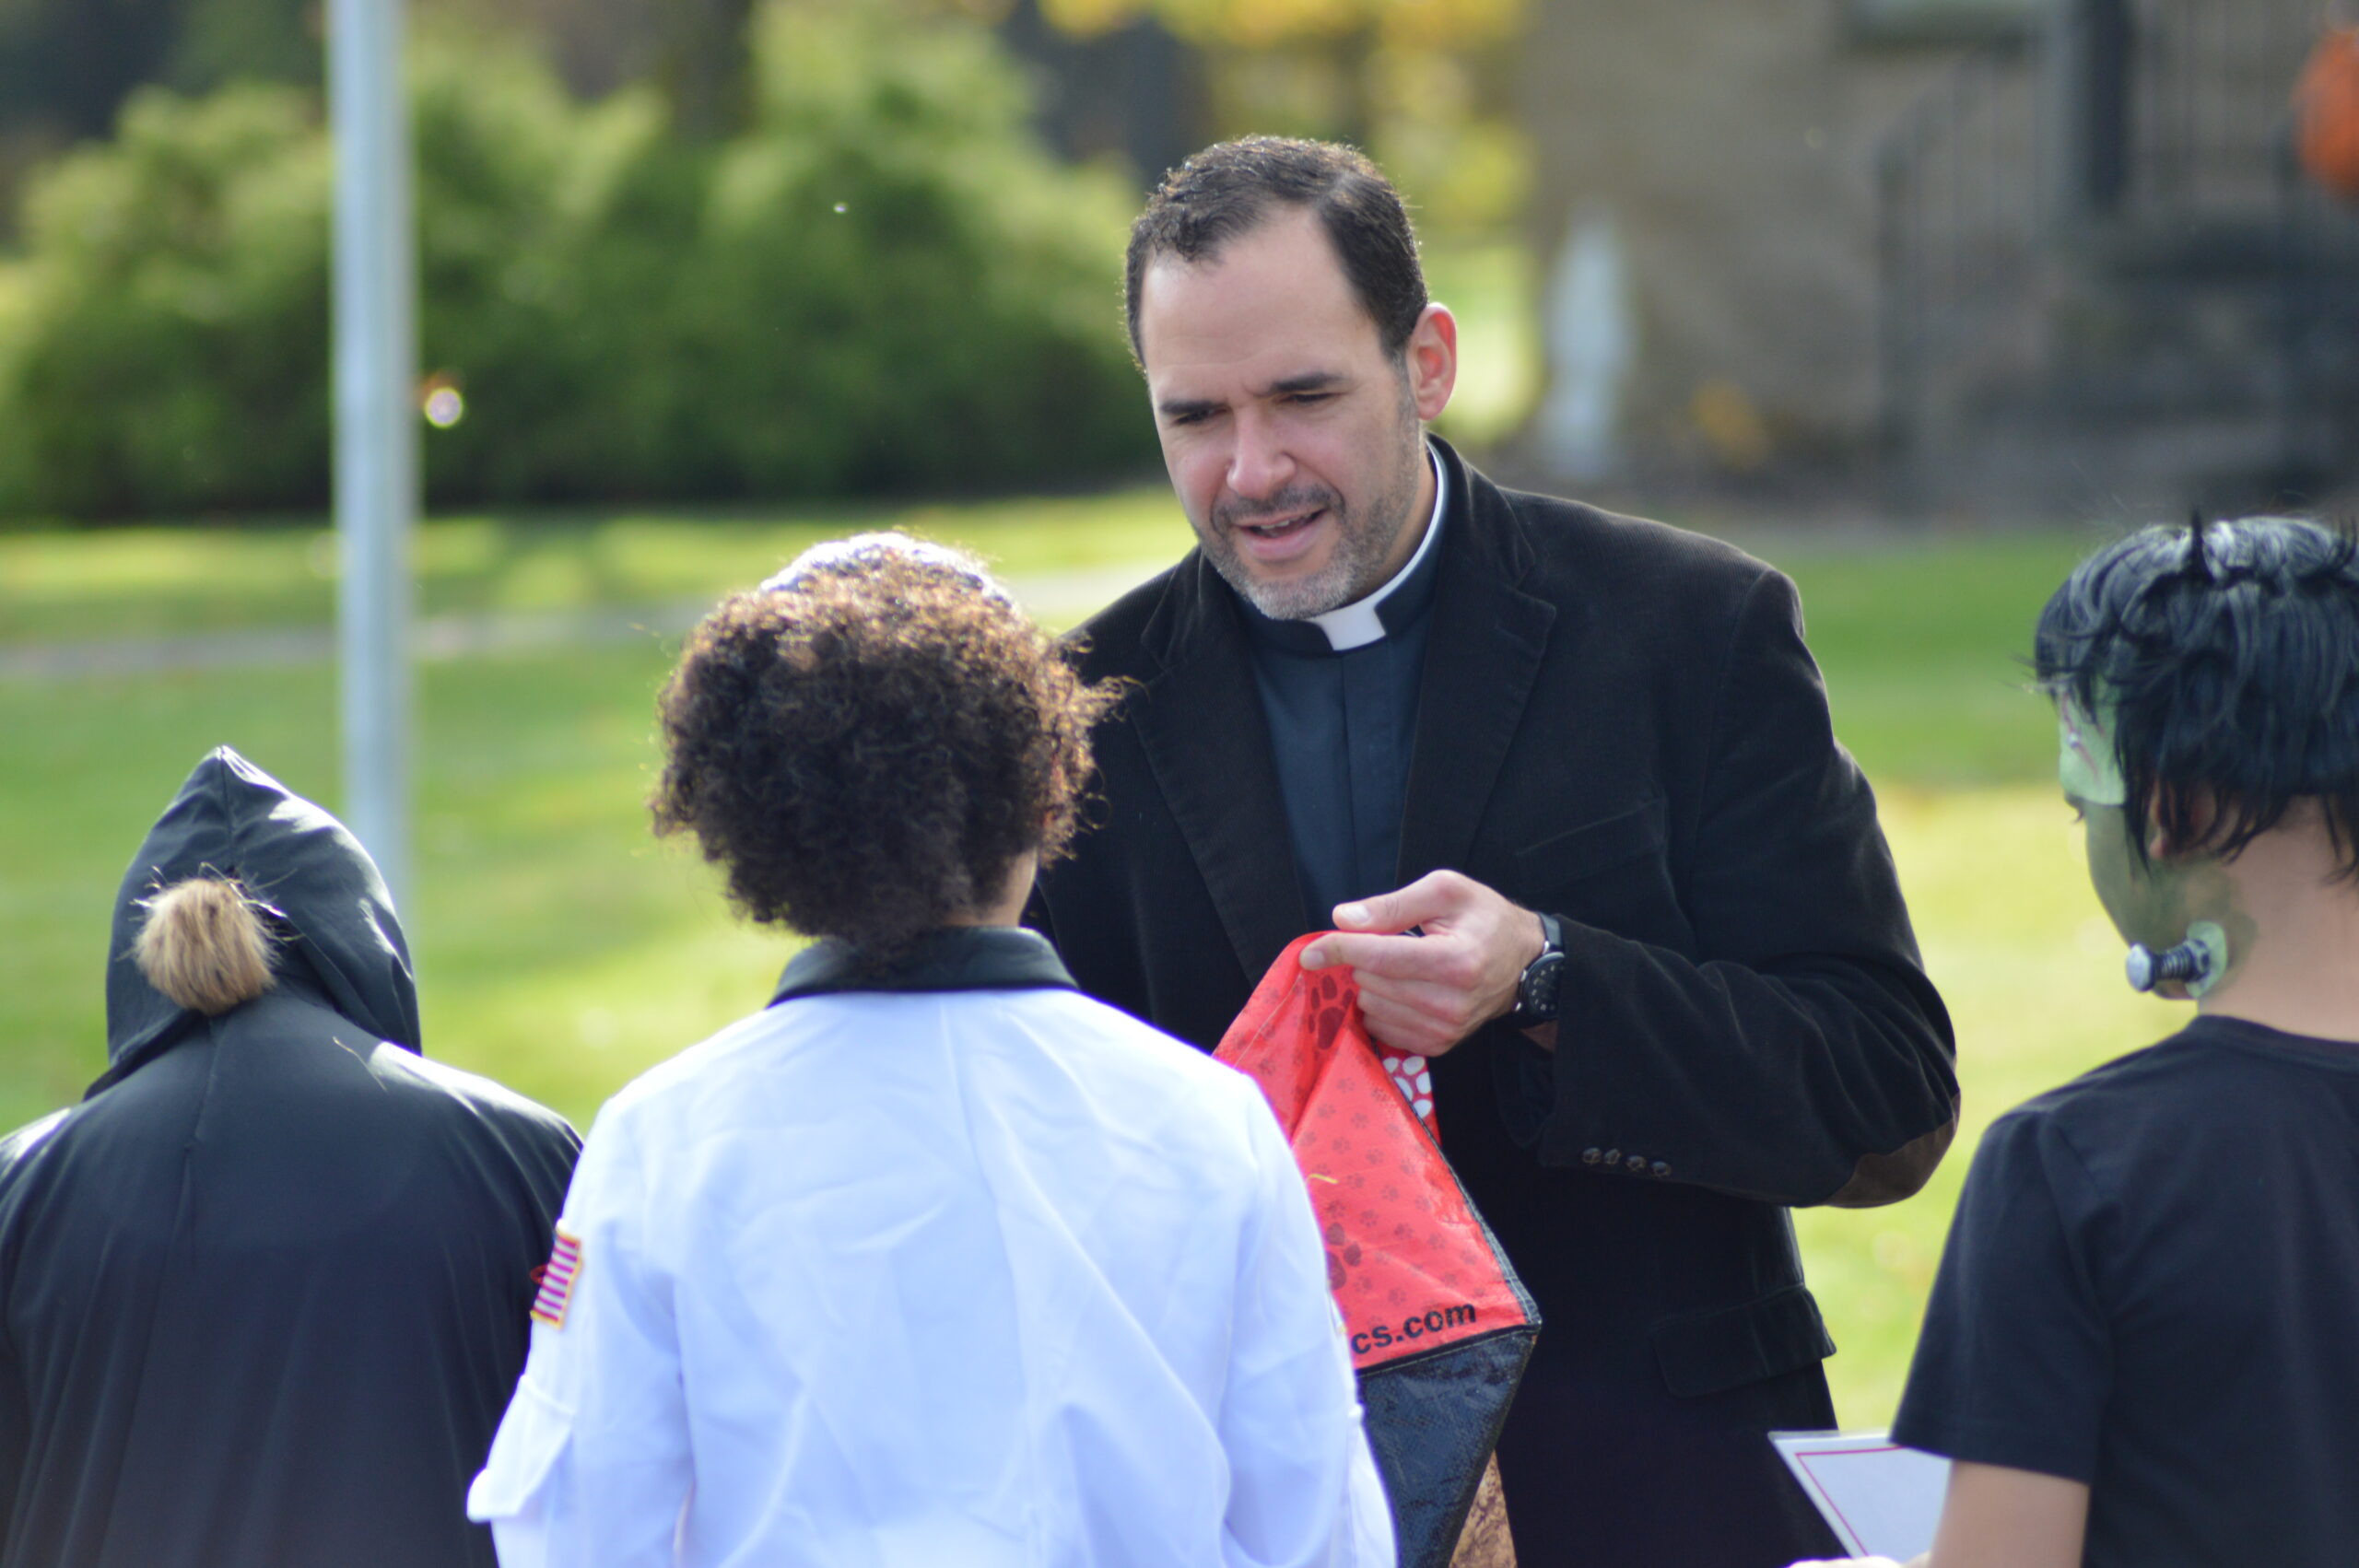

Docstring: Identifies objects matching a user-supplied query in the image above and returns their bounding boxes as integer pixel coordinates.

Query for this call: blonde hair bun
[135,877,275,1015]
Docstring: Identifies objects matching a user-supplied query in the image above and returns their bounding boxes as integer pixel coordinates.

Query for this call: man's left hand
[1299,870,1543,1058]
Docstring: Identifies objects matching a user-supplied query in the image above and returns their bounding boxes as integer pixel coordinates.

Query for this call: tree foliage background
[1029,0,1528,237]
[0,0,1537,521]
[0,0,1154,521]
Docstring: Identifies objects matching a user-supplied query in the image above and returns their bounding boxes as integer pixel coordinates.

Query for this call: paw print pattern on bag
[1324,1220,1365,1289]
[1216,934,1542,1568]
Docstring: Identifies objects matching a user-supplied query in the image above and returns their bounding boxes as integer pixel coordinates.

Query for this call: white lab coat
[469,967,1394,1568]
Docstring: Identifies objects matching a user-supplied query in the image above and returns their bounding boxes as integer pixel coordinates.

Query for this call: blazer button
[1580,1147,1602,1165]
[1625,1153,1647,1174]
[1602,1149,1621,1166]
[1650,1161,1672,1178]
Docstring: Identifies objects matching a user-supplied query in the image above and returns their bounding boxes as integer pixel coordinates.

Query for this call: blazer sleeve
[0,1337,22,1550]
[1520,568,1959,1208]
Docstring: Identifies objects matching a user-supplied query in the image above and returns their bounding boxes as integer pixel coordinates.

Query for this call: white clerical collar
[1306,446,1447,652]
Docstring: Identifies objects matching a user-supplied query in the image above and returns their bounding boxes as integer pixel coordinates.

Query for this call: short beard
[1202,382,1425,621]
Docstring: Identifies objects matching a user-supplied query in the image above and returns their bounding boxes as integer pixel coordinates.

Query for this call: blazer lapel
[1398,451,1563,880]
[1133,558,1312,981]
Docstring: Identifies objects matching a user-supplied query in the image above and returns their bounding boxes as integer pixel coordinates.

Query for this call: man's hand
[1299,870,1544,1058]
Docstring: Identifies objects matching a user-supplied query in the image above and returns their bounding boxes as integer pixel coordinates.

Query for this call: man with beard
[1027,137,1959,1568]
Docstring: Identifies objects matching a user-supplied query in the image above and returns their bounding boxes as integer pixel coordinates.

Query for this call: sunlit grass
[0,497,2146,1430]
[0,486,1192,644]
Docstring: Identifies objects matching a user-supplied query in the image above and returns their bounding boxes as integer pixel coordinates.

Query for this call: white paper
[1770,1430,1951,1560]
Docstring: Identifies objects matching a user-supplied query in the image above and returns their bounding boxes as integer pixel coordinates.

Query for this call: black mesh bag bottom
[1362,1324,1540,1568]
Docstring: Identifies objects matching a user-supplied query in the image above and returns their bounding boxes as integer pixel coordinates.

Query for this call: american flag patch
[530,1227,583,1329]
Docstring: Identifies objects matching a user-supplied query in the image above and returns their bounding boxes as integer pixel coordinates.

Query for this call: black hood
[98,747,420,1092]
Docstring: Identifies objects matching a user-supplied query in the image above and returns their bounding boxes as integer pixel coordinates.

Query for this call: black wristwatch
[1507,910,1565,1027]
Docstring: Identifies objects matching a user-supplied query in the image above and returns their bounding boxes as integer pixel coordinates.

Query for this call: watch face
[1518,952,1565,1023]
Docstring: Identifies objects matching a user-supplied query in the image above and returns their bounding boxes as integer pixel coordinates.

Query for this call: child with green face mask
[1791,516,2359,1568]
[2055,691,2237,1000]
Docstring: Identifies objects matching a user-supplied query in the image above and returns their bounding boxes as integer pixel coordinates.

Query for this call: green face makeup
[2057,696,2246,1000]
[2057,695,2127,807]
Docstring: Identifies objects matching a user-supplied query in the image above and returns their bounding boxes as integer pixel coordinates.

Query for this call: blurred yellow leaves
[1040,0,1520,52]
[1690,377,1774,471]
[1039,0,1529,235]
[1039,0,1138,38]
[1371,0,1519,52]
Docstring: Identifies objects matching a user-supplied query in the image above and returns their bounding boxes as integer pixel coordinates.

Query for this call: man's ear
[1405,302,1458,423]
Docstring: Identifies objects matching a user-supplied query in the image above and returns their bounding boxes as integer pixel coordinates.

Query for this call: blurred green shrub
[0,84,331,517]
[0,0,1153,521]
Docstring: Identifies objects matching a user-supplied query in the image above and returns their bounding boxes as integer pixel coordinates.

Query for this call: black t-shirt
[1893,1015,2359,1567]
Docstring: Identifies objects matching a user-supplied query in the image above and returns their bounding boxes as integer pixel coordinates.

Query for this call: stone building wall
[1514,0,1999,484]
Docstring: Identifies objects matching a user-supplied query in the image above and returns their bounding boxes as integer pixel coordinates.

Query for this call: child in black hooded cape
[0,747,580,1568]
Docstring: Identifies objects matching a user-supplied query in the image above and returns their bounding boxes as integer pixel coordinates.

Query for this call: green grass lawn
[0,501,2165,1430]
[0,486,1193,644]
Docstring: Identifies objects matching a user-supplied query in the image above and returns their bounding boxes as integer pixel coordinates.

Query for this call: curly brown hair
[651,533,1117,963]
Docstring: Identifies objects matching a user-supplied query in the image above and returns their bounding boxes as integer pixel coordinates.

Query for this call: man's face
[1135,206,1455,619]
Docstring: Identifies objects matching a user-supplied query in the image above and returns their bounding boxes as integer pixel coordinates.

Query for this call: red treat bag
[1217,934,1541,1568]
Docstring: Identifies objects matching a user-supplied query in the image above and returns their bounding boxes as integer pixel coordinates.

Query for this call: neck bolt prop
[2125,938,2210,994]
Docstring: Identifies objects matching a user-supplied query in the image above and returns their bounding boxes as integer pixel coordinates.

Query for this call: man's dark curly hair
[1124,135,1427,368]
[651,533,1117,962]
[2035,514,2359,879]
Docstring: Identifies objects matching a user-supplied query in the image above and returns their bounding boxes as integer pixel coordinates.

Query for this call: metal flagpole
[329,0,417,911]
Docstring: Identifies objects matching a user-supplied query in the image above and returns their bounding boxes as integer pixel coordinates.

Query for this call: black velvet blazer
[1029,440,1958,1562]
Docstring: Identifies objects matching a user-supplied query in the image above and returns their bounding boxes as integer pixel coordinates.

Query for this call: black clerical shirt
[1238,448,1449,925]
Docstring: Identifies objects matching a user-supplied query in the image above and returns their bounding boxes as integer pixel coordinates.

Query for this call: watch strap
[1508,910,1565,1026]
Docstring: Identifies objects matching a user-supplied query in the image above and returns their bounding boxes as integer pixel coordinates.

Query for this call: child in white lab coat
[470,533,1393,1568]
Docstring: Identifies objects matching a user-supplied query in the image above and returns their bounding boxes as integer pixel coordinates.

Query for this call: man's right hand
[1297,870,1543,1058]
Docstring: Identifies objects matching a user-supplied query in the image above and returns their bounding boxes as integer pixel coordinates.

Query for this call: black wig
[2034,515,2359,878]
